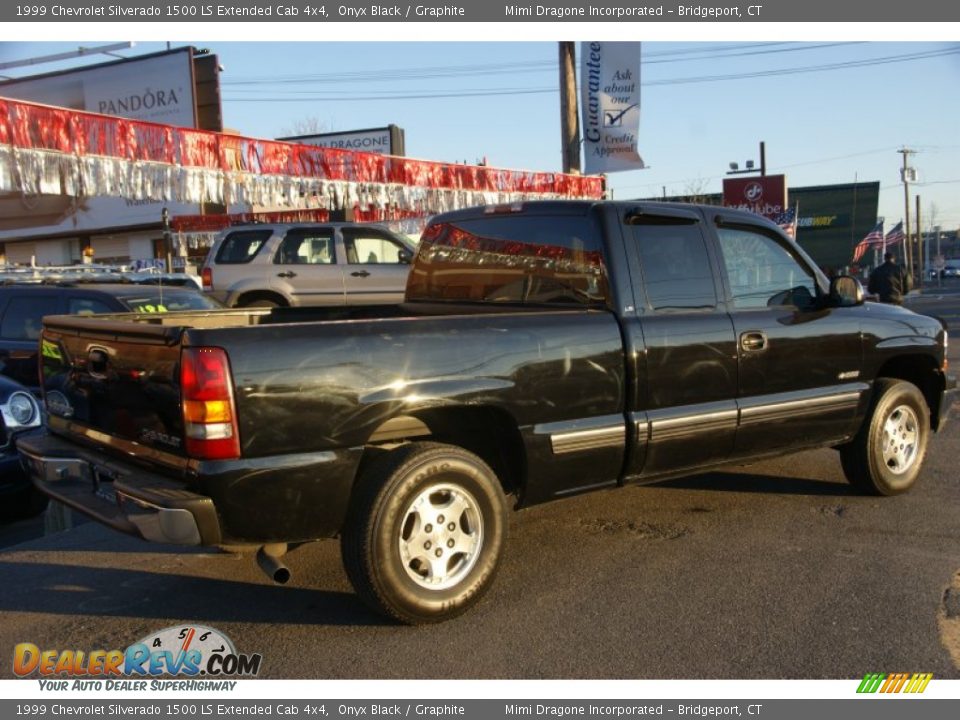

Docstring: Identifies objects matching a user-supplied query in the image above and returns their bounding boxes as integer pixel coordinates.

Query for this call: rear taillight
[201,266,213,290]
[180,347,240,460]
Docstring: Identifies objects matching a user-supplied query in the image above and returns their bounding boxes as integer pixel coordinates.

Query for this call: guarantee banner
[580,42,645,175]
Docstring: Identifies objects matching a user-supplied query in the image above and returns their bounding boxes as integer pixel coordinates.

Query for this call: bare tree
[681,177,715,205]
[925,201,939,233]
[278,116,329,139]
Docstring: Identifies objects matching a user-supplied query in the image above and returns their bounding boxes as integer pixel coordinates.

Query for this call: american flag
[885,221,905,246]
[851,220,885,264]
[773,207,797,239]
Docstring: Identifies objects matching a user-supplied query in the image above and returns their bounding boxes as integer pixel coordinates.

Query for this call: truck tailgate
[39,314,191,465]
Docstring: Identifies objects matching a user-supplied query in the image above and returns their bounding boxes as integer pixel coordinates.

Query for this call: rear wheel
[839,379,930,495]
[240,298,282,308]
[341,442,507,624]
[236,292,287,308]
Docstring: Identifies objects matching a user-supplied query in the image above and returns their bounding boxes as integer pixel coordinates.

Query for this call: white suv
[201,223,415,307]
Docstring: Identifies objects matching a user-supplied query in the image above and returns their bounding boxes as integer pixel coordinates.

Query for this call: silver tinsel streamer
[2,144,588,217]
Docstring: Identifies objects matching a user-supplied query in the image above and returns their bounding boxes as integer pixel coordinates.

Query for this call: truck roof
[429,199,781,230]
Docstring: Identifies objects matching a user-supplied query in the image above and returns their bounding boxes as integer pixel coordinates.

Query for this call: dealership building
[0,46,224,268]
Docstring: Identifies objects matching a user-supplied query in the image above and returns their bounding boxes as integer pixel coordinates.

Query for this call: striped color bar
[904,673,934,693]
[857,673,932,694]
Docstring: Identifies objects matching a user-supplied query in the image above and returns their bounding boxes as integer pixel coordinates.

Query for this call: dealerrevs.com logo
[13,625,262,691]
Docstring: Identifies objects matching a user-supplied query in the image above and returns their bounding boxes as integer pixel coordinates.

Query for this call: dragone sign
[278,125,406,157]
[722,175,788,221]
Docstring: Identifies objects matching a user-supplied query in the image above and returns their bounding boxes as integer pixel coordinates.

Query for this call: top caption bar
[4,0,960,22]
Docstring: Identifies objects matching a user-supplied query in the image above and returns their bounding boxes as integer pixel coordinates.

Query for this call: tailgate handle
[88,347,110,378]
[277,271,297,279]
[351,270,371,278]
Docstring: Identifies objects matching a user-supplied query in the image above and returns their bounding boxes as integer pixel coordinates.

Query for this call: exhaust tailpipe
[256,543,291,584]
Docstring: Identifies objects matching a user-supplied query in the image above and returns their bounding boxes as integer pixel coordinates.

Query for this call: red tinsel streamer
[0,96,604,197]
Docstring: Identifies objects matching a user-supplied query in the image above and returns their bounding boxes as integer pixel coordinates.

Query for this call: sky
[2,31,959,234]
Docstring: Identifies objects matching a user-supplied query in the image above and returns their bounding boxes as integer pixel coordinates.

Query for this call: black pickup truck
[19,201,957,624]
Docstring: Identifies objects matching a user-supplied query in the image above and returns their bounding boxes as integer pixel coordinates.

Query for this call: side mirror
[398,249,413,265]
[830,275,864,307]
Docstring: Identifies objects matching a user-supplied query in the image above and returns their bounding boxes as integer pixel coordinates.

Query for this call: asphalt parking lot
[1,286,958,680]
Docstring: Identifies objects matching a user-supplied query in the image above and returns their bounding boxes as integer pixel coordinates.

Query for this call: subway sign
[797,214,850,229]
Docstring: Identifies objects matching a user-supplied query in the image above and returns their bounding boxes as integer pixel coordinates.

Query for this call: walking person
[868,252,913,305]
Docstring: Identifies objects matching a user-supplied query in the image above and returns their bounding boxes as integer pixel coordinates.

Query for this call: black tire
[241,297,282,309]
[341,442,507,624]
[839,378,930,496]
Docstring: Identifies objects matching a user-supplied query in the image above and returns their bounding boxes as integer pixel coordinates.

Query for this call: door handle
[277,271,297,278]
[740,331,768,352]
[351,270,371,278]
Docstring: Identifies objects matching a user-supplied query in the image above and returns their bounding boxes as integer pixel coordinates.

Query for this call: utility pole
[161,207,173,273]
[559,42,581,174]
[898,147,916,280]
[935,225,942,288]
[915,194,922,290]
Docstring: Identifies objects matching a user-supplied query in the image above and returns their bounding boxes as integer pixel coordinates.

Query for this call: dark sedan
[0,281,221,388]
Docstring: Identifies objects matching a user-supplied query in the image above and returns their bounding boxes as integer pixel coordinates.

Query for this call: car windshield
[117,292,221,313]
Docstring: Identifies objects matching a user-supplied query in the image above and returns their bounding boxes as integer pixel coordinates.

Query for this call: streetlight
[898,147,916,281]
[727,141,766,176]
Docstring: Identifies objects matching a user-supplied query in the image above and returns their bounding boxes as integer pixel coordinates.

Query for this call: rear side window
[406,214,608,307]
[1,297,60,339]
[68,298,116,315]
[215,230,272,264]
[274,229,335,265]
[628,218,717,311]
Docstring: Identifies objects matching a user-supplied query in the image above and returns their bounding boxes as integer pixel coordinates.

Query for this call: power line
[615,148,895,193]
[223,45,960,103]
[221,42,860,86]
[221,42,820,86]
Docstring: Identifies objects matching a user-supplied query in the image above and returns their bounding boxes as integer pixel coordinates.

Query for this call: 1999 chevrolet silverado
[18,201,957,624]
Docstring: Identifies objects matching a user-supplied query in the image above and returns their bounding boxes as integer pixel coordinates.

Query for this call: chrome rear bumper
[16,431,221,546]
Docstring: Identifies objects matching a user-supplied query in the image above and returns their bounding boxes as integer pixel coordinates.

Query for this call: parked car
[19,201,957,624]
[0,281,221,389]
[926,262,960,280]
[0,374,44,518]
[200,222,415,308]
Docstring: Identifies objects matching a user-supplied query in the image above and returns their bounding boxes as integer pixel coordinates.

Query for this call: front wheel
[839,379,930,495]
[341,442,508,624]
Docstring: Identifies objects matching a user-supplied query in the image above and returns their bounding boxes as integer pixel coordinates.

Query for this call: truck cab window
[406,215,608,307]
[716,227,817,310]
[628,220,717,311]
